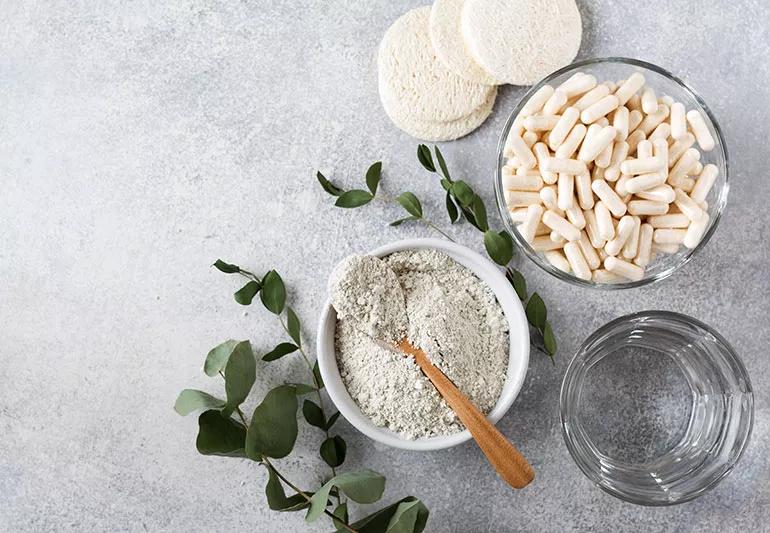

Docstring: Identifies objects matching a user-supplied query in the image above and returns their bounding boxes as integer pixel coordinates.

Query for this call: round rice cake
[429,0,500,85]
[461,0,582,86]
[379,76,497,141]
[378,6,494,123]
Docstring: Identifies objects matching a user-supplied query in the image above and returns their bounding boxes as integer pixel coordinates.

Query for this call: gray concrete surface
[2,1,769,531]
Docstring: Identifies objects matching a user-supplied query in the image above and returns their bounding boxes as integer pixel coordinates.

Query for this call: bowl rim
[559,310,754,505]
[493,56,730,290]
[315,237,530,451]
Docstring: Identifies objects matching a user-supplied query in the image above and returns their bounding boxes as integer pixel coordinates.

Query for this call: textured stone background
[1,1,768,531]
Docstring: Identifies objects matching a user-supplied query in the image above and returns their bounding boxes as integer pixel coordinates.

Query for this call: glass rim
[559,310,754,505]
[494,57,731,290]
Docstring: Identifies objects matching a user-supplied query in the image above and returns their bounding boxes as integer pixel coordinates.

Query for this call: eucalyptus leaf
[396,192,423,218]
[450,181,474,207]
[174,389,225,416]
[325,411,341,430]
[302,399,326,429]
[203,339,240,376]
[234,280,261,305]
[260,270,286,315]
[196,410,247,458]
[265,464,311,512]
[320,435,347,468]
[313,360,324,389]
[389,216,417,227]
[306,470,386,523]
[342,497,428,533]
[385,499,430,533]
[335,189,373,208]
[222,340,256,417]
[245,385,298,459]
[471,195,488,231]
[484,230,514,266]
[213,259,240,273]
[262,342,299,362]
[525,292,547,330]
[417,144,435,172]
[445,193,459,223]
[286,307,301,347]
[543,321,557,356]
[433,146,450,181]
[506,268,528,301]
[366,161,382,195]
[317,171,344,196]
[440,178,452,192]
[290,383,317,395]
[332,503,349,530]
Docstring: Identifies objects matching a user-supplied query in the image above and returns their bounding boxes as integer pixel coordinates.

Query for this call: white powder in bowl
[333,249,509,439]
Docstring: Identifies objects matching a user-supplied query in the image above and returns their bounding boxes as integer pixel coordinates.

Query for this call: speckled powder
[334,249,509,439]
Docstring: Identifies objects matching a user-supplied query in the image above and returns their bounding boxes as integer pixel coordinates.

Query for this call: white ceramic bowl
[316,238,530,451]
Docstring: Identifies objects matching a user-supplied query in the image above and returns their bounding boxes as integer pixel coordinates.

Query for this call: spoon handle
[397,339,535,489]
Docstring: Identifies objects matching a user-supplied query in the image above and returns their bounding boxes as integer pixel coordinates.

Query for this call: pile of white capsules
[502,71,718,283]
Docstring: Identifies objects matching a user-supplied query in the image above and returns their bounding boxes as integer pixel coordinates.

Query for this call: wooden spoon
[396,338,535,489]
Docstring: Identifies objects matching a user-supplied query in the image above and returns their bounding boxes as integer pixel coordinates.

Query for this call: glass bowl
[494,58,729,289]
[560,311,753,505]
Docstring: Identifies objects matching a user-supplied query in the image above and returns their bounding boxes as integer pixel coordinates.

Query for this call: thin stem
[422,218,456,242]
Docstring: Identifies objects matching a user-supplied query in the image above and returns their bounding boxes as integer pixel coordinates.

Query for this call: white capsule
[558,73,597,98]
[532,236,566,252]
[576,230,601,270]
[615,174,631,197]
[614,73,646,105]
[521,85,556,116]
[688,160,703,176]
[636,184,676,203]
[604,141,629,182]
[508,206,529,223]
[539,186,560,212]
[591,179,627,217]
[690,164,719,203]
[628,109,643,133]
[523,130,539,147]
[626,93,642,113]
[668,148,701,188]
[604,216,636,256]
[670,102,687,140]
[659,95,675,107]
[542,209,581,242]
[592,269,624,283]
[505,190,542,207]
[542,89,568,115]
[678,177,696,193]
[545,250,571,272]
[625,172,664,194]
[684,213,710,249]
[550,230,566,243]
[502,172,543,191]
[523,115,561,132]
[621,155,664,176]
[648,213,691,228]
[627,200,669,216]
[578,126,617,163]
[649,122,671,142]
[532,142,558,185]
[626,130,646,156]
[634,223,654,267]
[622,216,642,260]
[652,242,681,254]
[583,208,606,249]
[580,95,620,124]
[637,140,653,159]
[604,256,644,281]
[542,157,588,175]
[548,107,581,150]
[555,124,587,159]
[673,188,705,221]
[612,106,630,141]
[641,87,658,114]
[563,242,592,280]
[668,133,696,167]
[594,201,615,241]
[653,138,669,177]
[574,84,611,111]
[565,204,586,229]
[557,173,575,210]
[572,173,592,211]
[506,133,537,169]
[595,137,614,168]
[653,228,687,245]
[686,110,715,151]
[519,204,545,243]
[637,104,670,136]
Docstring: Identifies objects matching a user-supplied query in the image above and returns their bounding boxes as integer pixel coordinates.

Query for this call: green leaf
[472,195,489,231]
[525,292,547,330]
[335,189,373,208]
[302,399,326,429]
[484,230,514,266]
[386,499,430,533]
[325,411,341,430]
[451,181,475,207]
[265,464,311,512]
[260,270,286,314]
[290,383,317,395]
[506,268,528,300]
[343,497,428,533]
[262,342,299,362]
[320,435,347,468]
[306,470,386,523]
[445,193,459,224]
[196,410,247,457]
[234,280,261,305]
[543,321,557,356]
[440,178,452,192]
[389,216,417,227]
[222,340,256,417]
[286,307,301,347]
[366,161,382,195]
[203,339,240,376]
[317,171,344,196]
[396,192,423,218]
[313,360,324,389]
[434,146,450,181]
[245,385,298,459]
[417,144,435,172]
[332,503,349,530]
[460,205,478,229]
[213,259,240,273]
[174,389,225,416]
